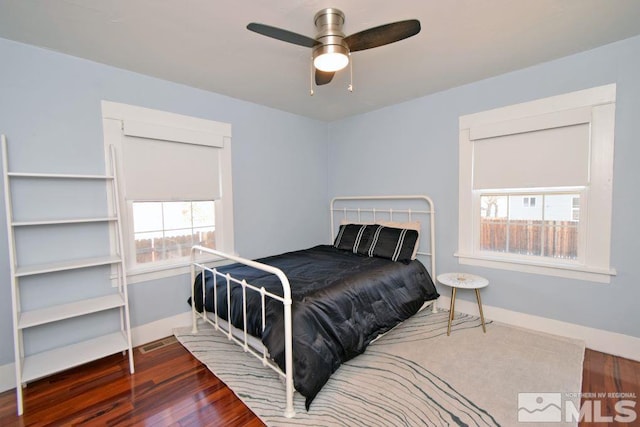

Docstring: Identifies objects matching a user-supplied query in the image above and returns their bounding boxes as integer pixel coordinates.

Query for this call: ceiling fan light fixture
[313,44,349,72]
[247,7,421,88]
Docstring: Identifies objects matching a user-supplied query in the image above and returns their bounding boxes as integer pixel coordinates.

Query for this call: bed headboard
[330,195,435,279]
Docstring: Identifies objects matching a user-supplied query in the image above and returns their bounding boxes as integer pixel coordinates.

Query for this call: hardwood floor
[0,339,638,426]
[580,350,640,426]
[0,338,263,427]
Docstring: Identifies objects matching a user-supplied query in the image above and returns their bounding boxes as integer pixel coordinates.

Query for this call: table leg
[447,287,457,336]
[475,288,486,333]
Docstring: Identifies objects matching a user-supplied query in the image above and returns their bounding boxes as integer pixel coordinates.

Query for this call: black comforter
[190,244,439,409]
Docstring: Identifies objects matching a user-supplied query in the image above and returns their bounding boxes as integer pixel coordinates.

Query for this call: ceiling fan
[247,8,421,91]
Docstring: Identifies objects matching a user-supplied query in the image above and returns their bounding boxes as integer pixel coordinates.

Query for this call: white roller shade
[122,135,221,201]
[472,123,590,190]
[123,120,224,148]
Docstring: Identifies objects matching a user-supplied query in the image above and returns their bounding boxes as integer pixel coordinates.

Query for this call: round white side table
[436,272,489,336]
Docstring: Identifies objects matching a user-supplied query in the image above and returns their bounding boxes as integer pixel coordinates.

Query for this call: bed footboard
[190,245,296,418]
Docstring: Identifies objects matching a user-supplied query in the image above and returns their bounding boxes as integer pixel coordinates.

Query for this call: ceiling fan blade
[344,19,421,52]
[247,23,319,48]
[315,69,335,86]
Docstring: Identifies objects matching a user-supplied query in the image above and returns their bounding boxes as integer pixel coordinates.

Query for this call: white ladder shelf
[1,135,134,415]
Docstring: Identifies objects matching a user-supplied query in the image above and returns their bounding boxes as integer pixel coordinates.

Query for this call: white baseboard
[436,296,640,361]
[0,362,16,395]
[130,311,192,347]
[0,311,193,394]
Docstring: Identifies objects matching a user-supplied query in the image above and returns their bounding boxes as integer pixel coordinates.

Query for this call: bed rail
[190,245,296,418]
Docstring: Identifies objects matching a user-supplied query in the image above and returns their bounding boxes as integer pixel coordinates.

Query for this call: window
[133,201,215,264]
[480,192,579,260]
[101,102,234,282]
[522,196,536,208]
[457,85,617,283]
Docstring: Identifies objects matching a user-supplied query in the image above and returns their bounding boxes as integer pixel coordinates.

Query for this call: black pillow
[333,224,376,254]
[367,226,419,263]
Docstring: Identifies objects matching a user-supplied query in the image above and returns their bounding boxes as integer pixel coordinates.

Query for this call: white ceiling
[1,1,640,121]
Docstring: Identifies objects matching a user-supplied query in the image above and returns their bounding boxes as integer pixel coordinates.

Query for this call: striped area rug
[174,309,584,426]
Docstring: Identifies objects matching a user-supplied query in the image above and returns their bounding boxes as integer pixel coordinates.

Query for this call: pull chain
[348,54,353,92]
[309,57,314,96]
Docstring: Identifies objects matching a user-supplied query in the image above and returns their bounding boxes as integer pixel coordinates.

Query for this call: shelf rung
[7,172,114,180]
[15,256,122,277]
[21,332,129,383]
[18,294,125,329]
[12,217,118,226]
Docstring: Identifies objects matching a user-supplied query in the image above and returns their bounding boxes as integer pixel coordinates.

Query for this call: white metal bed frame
[190,195,436,418]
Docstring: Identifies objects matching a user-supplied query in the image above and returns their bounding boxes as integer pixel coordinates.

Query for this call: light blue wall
[0,38,329,366]
[328,35,640,339]
[2,32,639,369]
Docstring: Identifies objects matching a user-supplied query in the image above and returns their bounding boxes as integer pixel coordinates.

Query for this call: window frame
[101,101,234,283]
[456,85,617,283]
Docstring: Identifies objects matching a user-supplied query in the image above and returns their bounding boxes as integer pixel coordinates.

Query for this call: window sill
[454,252,616,284]
[117,255,234,285]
